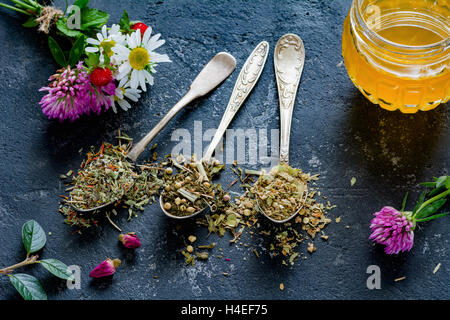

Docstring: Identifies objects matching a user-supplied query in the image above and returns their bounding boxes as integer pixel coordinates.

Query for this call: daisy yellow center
[129,47,150,70]
[100,40,116,57]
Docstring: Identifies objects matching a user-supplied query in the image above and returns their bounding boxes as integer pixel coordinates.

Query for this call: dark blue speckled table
[0,0,449,300]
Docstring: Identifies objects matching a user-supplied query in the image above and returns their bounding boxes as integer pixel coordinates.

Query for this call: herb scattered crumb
[181,250,195,266]
[198,243,216,249]
[433,263,441,274]
[307,243,316,253]
[196,252,209,260]
[350,177,356,186]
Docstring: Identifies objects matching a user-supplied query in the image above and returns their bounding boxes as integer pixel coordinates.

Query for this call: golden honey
[342,0,449,113]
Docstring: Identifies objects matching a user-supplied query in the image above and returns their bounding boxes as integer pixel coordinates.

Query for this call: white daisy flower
[112,28,171,92]
[85,24,126,64]
[112,78,142,113]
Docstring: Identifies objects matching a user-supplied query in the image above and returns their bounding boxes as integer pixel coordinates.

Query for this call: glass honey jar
[342,0,449,113]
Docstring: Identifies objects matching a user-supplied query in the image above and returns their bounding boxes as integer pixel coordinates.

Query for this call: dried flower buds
[89,258,121,278]
[118,232,141,249]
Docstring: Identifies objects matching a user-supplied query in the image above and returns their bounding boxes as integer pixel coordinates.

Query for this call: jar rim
[354,0,450,52]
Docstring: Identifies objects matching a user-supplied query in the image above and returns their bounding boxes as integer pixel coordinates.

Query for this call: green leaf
[9,274,47,300]
[119,10,131,33]
[401,192,408,211]
[415,198,447,220]
[48,36,67,67]
[69,35,86,67]
[436,176,448,189]
[56,18,84,38]
[80,7,109,31]
[22,220,46,254]
[428,186,445,197]
[412,191,427,215]
[73,0,90,10]
[416,212,449,223]
[22,17,38,28]
[85,52,100,68]
[226,214,238,227]
[39,259,75,281]
[420,182,436,188]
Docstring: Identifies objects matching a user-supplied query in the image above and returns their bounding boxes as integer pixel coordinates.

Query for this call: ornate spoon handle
[274,34,305,164]
[203,41,270,162]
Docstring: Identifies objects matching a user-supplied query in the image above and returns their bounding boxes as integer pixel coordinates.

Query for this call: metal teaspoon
[257,33,308,224]
[161,41,270,219]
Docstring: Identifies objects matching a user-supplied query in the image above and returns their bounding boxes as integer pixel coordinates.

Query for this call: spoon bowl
[256,185,308,224]
[160,190,207,219]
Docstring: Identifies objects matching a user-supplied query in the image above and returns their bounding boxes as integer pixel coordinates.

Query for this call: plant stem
[0,255,38,275]
[105,212,122,232]
[0,2,32,15]
[23,0,40,9]
[415,189,450,218]
[9,0,37,12]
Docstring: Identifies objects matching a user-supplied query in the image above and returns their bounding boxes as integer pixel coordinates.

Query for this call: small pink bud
[118,232,141,249]
[89,258,121,278]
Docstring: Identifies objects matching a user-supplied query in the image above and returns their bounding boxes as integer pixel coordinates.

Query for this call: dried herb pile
[254,164,308,221]
[160,155,227,217]
[58,136,334,266]
[65,142,136,211]
[192,164,334,266]
[59,134,163,230]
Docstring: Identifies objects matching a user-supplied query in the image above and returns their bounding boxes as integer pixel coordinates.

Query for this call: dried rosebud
[118,232,141,249]
[89,258,121,278]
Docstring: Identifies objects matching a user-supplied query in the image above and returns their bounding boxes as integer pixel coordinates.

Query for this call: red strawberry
[90,67,113,87]
[131,22,149,37]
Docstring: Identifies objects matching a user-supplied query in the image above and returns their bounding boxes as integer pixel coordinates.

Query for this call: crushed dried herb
[59,134,162,230]
[66,143,135,211]
[254,164,308,221]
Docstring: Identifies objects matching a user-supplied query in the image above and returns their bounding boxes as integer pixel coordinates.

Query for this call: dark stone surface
[0,0,448,300]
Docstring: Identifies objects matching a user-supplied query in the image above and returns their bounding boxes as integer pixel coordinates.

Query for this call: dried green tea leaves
[66,143,135,211]
[59,136,162,229]
[253,164,308,221]
[125,165,163,214]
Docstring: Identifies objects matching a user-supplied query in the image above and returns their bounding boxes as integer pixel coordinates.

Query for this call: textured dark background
[0,0,449,300]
